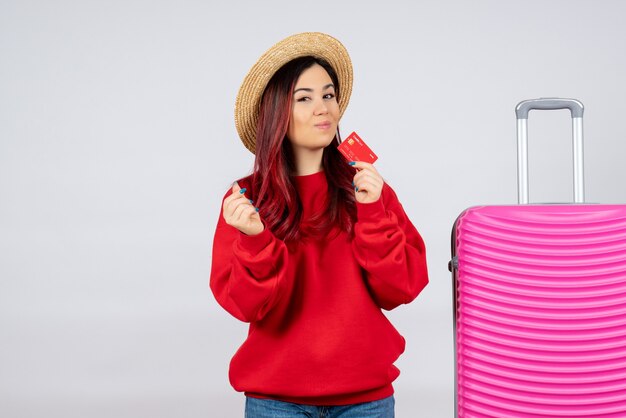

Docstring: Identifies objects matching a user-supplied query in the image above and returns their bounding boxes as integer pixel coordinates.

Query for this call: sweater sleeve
[209,189,290,323]
[352,183,429,310]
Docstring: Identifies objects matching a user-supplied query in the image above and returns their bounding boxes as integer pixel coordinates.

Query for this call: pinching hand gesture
[222,183,264,236]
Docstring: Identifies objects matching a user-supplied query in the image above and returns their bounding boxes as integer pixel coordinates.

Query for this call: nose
[314,99,328,115]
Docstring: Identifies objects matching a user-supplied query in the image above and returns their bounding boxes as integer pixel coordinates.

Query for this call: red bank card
[337,132,378,164]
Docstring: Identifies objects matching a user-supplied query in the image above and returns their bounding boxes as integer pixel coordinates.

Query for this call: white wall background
[2,1,626,417]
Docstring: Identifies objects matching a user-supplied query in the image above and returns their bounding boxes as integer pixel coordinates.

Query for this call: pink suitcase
[450,98,626,417]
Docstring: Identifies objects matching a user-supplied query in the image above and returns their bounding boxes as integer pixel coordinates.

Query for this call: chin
[292,132,337,151]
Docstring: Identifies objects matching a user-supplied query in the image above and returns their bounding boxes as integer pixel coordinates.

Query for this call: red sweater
[210,170,428,405]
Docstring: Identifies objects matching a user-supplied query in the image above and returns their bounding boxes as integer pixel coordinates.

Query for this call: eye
[296,96,311,102]
[323,93,336,100]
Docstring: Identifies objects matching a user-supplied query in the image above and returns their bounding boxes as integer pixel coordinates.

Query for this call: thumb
[231,181,241,194]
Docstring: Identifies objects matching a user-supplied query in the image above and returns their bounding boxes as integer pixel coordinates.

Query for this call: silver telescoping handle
[515,98,585,204]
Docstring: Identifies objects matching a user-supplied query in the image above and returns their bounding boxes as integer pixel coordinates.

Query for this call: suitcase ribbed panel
[455,205,626,417]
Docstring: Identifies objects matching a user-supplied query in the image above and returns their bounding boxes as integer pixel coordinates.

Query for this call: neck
[292,147,324,176]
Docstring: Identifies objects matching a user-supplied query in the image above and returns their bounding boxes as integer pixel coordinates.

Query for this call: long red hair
[246,56,356,242]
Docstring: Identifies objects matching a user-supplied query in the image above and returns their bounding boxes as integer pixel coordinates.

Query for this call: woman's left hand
[351,161,384,204]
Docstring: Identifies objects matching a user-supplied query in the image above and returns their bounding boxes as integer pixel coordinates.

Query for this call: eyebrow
[293,83,335,95]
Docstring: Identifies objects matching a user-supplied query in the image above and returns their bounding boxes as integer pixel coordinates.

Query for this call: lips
[315,121,332,129]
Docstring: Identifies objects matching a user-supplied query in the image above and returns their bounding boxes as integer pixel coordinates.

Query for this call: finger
[354,172,384,194]
[349,161,375,171]
[225,194,252,219]
[233,194,254,213]
[233,204,259,227]
[229,182,249,200]
[224,183,244,208]
[241,205,259,221]
[353,162,380,177]
[354,179,374,193]
[354,171,383,188]
[223,192,242,214]
[225,182,251,204]
[231,201,252,223]
[223,194,240,213]
[353,171,382,189]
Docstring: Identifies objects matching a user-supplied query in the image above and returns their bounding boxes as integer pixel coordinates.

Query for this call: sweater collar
[293,170,327,197]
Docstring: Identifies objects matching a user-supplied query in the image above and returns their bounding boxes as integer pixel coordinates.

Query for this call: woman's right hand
[222,182,264,236]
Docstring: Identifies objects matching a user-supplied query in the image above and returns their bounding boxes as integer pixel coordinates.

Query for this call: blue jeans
[244,395,394,418]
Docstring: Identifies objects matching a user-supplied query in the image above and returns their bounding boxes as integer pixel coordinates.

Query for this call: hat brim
[234,32,353,154]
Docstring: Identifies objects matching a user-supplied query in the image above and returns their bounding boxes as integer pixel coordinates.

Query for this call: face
[287,63,340,152]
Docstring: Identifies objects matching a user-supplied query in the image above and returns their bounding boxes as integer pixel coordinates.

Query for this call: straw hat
[234,32,353,154]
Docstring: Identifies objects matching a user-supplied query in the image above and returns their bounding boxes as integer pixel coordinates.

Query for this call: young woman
[210,32,428,418]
